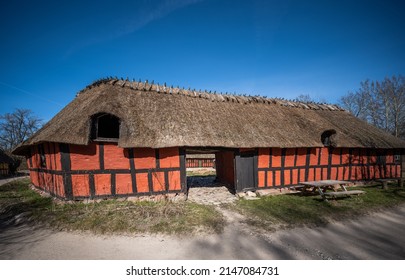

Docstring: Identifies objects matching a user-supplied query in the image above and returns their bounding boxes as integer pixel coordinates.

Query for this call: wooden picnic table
[375,178,404,189]
[299,180,365,201]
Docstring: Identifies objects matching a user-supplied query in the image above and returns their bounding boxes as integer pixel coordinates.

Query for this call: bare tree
[340,90,369,120]
[295,94,314,103]
[0,109,42,151]
[380,76,405,137]
[340,75,405,138]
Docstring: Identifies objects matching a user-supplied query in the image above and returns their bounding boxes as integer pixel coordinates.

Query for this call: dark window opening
[91,113,120,141]
[38,144,46,168]
[377,155,386,165]
[394,155,401,163]
[321,130,337,147]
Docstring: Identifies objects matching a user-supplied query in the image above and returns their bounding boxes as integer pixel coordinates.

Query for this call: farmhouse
[0,148,13,176]
[13,78,405,200]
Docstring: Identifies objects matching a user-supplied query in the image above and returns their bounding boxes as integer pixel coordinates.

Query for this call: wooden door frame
[234,149,258,192]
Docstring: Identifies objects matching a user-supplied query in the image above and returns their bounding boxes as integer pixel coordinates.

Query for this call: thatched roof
[0,148,13,163]
[13,78,405,155]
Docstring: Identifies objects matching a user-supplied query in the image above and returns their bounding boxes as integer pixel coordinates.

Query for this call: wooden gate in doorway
[235,151,258,192]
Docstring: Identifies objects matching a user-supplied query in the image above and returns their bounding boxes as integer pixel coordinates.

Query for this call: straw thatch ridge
[13,77,405,155]
[76,77,345,111]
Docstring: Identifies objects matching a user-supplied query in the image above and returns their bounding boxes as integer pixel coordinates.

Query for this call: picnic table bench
[299,180,365,201]
[375,178,404,189]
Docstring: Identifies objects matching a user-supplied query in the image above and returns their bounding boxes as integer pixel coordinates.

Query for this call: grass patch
[0,178,53,220]
[0,179,224,235]
[45,200,224,235]
[232,185,405,231]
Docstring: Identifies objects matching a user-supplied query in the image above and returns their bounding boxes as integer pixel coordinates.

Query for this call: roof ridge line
[77,77,345,111]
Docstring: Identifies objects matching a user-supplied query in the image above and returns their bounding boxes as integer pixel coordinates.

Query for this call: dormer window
[321,130,337,147]
[91,113,120,141]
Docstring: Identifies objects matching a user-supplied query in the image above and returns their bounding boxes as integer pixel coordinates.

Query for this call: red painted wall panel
[284,149,295,167]
[70,143,99,170]
[258,171,265,187]
[319,148,329,166]
[331,149,341,165]
[258,148,269,168]
[386,152,394,164]
[341,148,350,165]
[95,174,111,196]
[331,167,338,180]
[322,168,328,180]
[134,148,156,169]
[38,172,45,190]
[307,168,314,181]
[296,148,307,166]
[315,168,322,181]
[44,143,52,170]
[116,174,132,195]
[136,173,149,193]
[31,146,39,168]
[272,148,282,167]
[54,143,62,171]
[54,175,64,197]
[152,171,165,192]
[71,174,90,197]
[309,148,318,166]
[274,170,281,186]
[30,171,39,186]
[168,171,181,191]
[291,169,299,185]
[103,144,130,169]
[284,169,291,185]
[160,147,180,168]
[267,171,273,186]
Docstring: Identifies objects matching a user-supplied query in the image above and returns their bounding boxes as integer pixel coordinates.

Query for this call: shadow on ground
[185,205,405,259]
[0,218,52,260]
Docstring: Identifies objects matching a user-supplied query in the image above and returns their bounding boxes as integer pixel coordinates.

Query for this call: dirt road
[1,204,404,259]
[0,175,29,187]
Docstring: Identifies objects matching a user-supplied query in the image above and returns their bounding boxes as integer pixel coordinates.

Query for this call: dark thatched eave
[12,78,405,155]
[0,149,14,163]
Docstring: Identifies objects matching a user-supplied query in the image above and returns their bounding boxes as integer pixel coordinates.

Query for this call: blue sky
[1,0,404,122]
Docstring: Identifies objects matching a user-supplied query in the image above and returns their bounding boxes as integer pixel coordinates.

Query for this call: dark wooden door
[235,152,257,192]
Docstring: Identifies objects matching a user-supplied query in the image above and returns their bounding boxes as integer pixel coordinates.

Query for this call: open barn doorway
[185,148,237,205]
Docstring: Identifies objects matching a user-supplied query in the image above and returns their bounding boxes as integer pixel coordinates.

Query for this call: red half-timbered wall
[27,143,65,197]
[257,147,401,188]
[27,143,402,198]
[27,142,185,200]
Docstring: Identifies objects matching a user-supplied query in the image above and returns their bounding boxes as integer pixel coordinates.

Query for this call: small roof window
[321,130,337,147]
[91,113,120,141]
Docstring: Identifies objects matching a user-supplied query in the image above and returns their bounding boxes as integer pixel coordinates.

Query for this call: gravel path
[187,176,238,205]
[1,204,404,259]
[0,175,29,187]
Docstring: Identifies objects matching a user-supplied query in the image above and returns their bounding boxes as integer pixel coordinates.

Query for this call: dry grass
[45,200,224,235]
[4,178,404,236]
[231,184,405,231]
[0,179,224,235]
